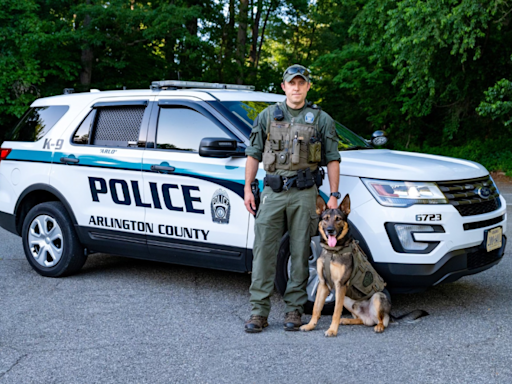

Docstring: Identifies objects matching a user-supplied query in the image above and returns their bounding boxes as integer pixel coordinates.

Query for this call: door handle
[150,164,175,174]
[60,157,79,164]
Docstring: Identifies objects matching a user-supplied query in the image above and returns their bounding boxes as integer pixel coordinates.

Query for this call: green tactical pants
[250,185,318,317]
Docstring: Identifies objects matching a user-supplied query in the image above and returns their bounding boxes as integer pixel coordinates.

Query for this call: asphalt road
[2,183,512,384]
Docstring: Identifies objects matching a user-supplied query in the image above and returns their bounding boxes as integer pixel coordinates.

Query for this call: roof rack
[150,80,255,91]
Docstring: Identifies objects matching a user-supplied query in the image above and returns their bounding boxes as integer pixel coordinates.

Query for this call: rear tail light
[0,148,12,162]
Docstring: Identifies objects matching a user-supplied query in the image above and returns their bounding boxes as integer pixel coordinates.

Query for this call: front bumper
[376,235,507,293]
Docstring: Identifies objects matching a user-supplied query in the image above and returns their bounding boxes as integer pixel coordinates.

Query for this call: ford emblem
[476,186,491,199]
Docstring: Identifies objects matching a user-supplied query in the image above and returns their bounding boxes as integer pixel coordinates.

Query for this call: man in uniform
[243,64,341,332]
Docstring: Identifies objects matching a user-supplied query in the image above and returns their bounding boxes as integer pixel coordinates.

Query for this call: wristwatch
[330,192,341,199]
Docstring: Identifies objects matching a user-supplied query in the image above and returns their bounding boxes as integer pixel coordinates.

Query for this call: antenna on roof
[150,80,255,91]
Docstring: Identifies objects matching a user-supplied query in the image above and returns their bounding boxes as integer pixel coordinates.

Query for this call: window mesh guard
[92,106,145,145]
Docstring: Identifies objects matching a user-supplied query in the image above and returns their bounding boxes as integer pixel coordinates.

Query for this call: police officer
[244,64,341,332]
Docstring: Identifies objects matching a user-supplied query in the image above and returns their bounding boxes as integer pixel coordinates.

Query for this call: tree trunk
[79,3,93,91]
[220,0,236,81]
[255,0,273,70]
[249,0,262,67]
[236,0,249,84]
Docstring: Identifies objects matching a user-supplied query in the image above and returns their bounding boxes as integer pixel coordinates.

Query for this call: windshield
[334,122,372,150]
[220,101,372,150]
[220,101,272,131]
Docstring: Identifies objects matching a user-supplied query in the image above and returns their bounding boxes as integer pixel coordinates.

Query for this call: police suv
[0,81,506,307]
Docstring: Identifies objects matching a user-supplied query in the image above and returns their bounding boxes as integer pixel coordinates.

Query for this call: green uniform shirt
[245,99,341,177]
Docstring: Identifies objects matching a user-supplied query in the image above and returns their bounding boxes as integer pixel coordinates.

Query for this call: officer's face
[281,76,311,106]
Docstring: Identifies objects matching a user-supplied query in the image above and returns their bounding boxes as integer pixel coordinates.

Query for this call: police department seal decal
[211,189,230,224]
[305,112,315,124]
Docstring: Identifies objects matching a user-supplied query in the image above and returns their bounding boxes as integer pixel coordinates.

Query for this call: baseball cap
[282,64,310,83]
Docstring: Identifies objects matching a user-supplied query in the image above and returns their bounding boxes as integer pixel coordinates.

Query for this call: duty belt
[264,175,299,191]
[263,167,323,193]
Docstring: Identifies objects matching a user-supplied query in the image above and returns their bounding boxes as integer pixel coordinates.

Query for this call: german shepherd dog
[300,194,392,337]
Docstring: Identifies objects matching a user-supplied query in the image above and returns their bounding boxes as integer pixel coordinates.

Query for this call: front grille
[467,248,502,270]
[437,176,501,217]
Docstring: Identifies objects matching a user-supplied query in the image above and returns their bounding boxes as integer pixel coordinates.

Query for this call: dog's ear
[339,194,351,216]
[316,195,327,215]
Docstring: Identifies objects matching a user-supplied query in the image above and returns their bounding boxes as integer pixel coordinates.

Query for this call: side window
[73,111,94,145]
[7,106,69,142]
[156,107,234,152]
[91,106,145,147]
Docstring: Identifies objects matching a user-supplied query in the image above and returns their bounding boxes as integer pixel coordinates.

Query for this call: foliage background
[1,0,512,173]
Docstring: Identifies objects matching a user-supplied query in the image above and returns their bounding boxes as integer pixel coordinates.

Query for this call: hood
[339,149,488,181]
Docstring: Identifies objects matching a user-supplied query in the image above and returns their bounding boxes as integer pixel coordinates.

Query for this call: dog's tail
[390,310,429,324]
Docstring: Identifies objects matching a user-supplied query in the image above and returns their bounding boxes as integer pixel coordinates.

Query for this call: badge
[305,112,315,124]
[211,189,230,224]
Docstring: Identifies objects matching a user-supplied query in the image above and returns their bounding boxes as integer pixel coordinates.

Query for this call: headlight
[361,178,448,207]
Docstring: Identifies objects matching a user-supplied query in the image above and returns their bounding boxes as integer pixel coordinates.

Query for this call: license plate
[486,227,502,252]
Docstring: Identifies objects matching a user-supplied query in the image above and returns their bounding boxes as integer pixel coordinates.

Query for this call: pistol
[250,179,260,215]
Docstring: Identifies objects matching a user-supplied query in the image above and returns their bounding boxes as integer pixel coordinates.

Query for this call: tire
[22,201,87,277]
[275,232,335,315]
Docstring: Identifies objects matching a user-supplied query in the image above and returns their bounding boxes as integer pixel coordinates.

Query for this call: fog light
[394,224,434,251]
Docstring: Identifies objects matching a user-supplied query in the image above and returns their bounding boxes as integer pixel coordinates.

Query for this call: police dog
[300,194,392,337]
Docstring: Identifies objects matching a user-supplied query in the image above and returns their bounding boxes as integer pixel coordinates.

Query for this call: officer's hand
[327,196,338,209]
[244,190,256,215]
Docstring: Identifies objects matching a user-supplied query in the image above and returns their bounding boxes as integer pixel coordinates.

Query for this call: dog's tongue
[328,235,337,248]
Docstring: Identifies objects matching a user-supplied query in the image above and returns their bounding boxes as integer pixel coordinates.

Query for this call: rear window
[7,106,69,142]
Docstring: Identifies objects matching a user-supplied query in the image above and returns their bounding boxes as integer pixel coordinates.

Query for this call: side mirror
[370,130,388,146]
[199,137,245,158]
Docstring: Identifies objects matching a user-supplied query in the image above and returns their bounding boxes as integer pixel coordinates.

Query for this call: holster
[314,168,325,187]
[250,179,260,214]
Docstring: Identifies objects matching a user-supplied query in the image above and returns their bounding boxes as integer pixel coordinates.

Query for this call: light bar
[150,80,255,91]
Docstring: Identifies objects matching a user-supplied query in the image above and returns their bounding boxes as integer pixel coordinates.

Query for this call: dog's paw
[374,324,385,333]
[324,328,338,337]
[300,323,315,332]
[340,318,350,325]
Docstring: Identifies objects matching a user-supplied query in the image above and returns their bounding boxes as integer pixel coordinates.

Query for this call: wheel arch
[347,219,374,262]
[14,184,78,236]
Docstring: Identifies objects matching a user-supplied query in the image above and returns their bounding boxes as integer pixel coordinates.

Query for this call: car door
[51,98,153,258]
[141,98,249,271]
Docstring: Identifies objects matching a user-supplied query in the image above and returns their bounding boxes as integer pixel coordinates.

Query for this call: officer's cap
[282,64,310,83]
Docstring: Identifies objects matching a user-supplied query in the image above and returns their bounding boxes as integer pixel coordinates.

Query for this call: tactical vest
[262,102,322,173]
[321,239,386,301]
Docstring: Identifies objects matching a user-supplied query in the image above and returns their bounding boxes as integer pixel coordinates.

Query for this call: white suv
[0,81,506,307]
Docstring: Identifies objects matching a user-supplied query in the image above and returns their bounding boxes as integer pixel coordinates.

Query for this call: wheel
[22,201,87,277]
[275,233,335,315]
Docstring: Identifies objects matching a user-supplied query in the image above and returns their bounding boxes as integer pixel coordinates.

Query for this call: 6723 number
[416,214,441,222]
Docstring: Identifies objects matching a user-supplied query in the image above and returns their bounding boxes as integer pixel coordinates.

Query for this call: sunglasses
[284,66,310,78]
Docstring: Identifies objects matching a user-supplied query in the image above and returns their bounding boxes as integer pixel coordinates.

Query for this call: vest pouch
[270,131,284,151]
[308,141,322,163]
[263,152,276,172]
[291,136,300,164]
[347,241,387,300]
